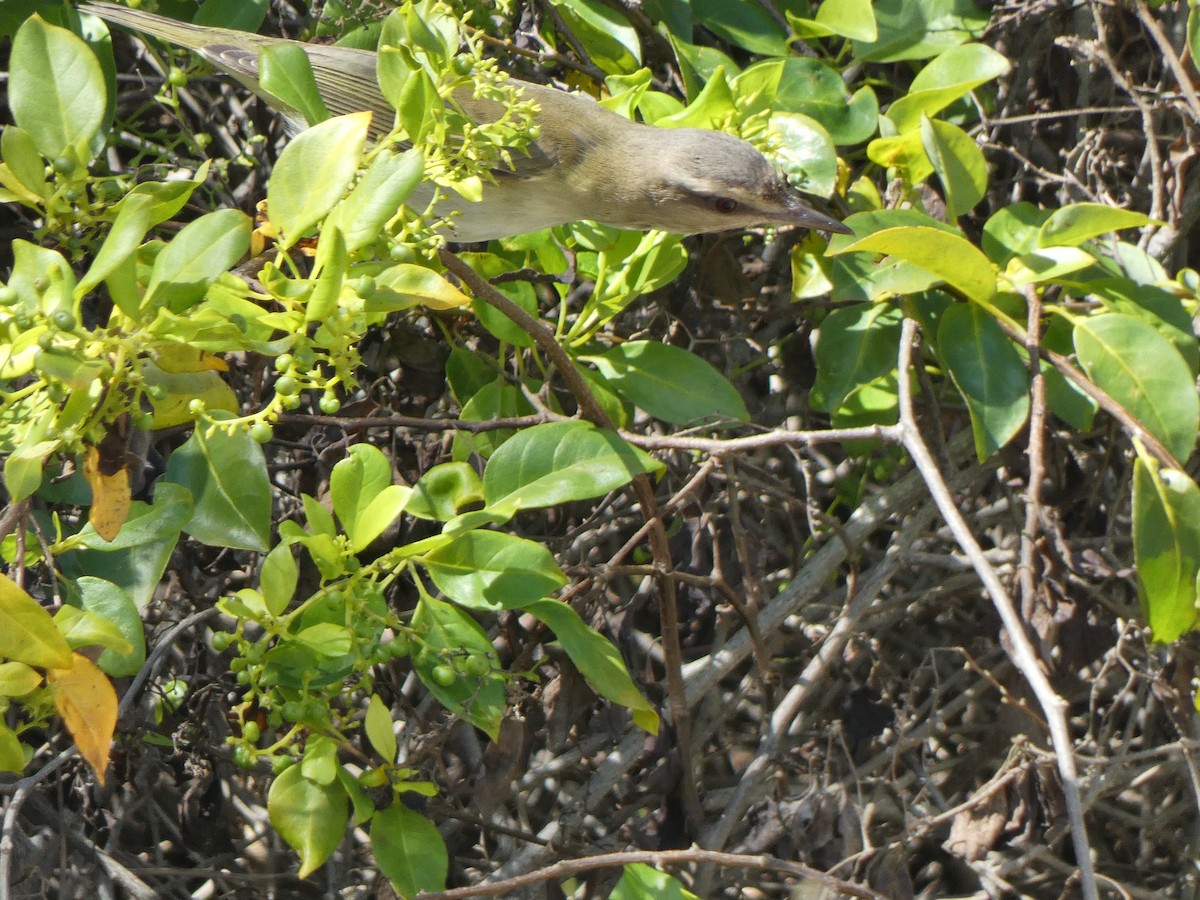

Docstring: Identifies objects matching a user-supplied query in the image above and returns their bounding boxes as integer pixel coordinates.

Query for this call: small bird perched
[81,1,852,242]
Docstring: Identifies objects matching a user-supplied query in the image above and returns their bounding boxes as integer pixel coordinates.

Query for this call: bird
[80,1,852,242]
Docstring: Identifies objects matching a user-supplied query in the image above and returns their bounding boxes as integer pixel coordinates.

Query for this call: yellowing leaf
[84,445,132,543]
[49,653,118,784]
[0,576,72,669]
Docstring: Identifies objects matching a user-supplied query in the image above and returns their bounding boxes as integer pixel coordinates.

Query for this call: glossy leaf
[1074,314,1199,463]
[260,543,299,617]
[334,150,423,252]
[330,444,411,553]
[163,425,271,552]
[143,209,253,313]
[412,596,504,739]
[77,577,145,677]
[832,226,996,304]
[0,574,72,669]
[1132,457,1200,642]
[812,303,903,416]
[268,112,371,247]
[528,598,659,734]
[423,530,567,611]
[920,115,986,218]
[406,462,484,521]
[586,342,748,425]
[53,605,133,656]
[0,662,41,698]
[769,113,839,197]
[1038,203,1151,248]
[365,694,397,763]
[259,42,330,127]
[365,264,471,313]
[482,421,662,516]
[267,764,349,878]
[371,804,448,898]
[609,863,700,900]
[938,303,1029,458]
[10,16,105,159]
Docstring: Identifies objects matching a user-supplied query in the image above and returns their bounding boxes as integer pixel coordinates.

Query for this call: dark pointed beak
[781,193,853,235]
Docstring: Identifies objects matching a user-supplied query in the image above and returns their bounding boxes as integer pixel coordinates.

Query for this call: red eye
[714,197,738,213]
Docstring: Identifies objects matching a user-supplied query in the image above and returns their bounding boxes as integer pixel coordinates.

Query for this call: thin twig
[893,317,1099,900]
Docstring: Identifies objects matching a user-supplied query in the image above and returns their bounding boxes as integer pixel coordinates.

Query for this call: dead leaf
[84,445,131,542]
[49,653,118,784]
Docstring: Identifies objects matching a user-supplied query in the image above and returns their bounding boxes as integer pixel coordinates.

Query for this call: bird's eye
[714,197,738,213]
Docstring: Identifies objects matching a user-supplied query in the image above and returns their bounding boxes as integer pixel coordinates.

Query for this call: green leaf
[0,125,47,200]
[768,113,839,197]
[411,596,504,739]
[143,209,252,312]
[364,264,470,313]
[10,15,106,159]
[77,577,145,677]
[163,426,271,552]
[1038,203,1152,248]
[300,735,340,785]
[365,694,397,763]
[260,543,299,617]
[407,462,484,521]
[267,764,349,879]
[75,193,156,303]
[0,662,42,698]
[1132,457,1200,642]
[920,115,987,219]
[259,42,331,128]
[609,863,700,900]
[1074,314,1199,463]
[53,605,133,656]
[329,444,411,553]
[694,0,789,55]
[981,202,1052,265]
[831,226,996,304]
[333,150,423,253]
[1087,279,1198,375]
[452,379,536,461]
[812,303,903,416]
[371,804,448,898]
[268,112,372,247]
[887,43,1010,129]
[482,421,663,516]
[528,598,659,734]
[422,531,567,611]
[853,2,991,64]
[193,0,269,30]
[63,482,193,610]
[551,0,641,72]
[751,58,878,146]
[0,574,73,669]
[0,724,25,774]
[293,623,354,658]
[306,222,347,323]
[585,342,748,425]
[1003,247,1096,286]
[937,303,1029,458]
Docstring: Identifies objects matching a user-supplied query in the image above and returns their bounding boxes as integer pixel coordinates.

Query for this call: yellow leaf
[84,446,132,543]
[154,344,228,373]
[49,653,118,784]
[0,576,72,669]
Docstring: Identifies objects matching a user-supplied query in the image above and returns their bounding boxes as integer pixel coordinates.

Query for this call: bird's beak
[779,193,853,235]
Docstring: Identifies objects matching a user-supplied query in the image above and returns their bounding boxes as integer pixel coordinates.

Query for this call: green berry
[0,286,17,306]
[168,67,188,87]
[211,632,233,652]
[250,422,274,444]
[232,744,256,769]
[318,392,341,414]
[463,654,491,677]
[431,664,457,687]
[50,310,76,331]
[242,720,261,743]
[274,354,294,373]
[274,374,298,396]
[271,754,293,775]
[51,157,75,176]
